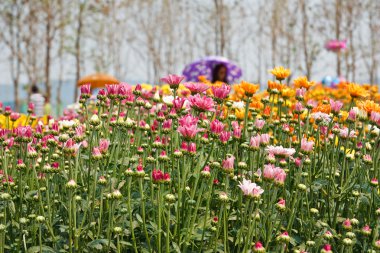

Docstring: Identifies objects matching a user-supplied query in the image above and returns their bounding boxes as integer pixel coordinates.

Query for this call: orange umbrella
[77,73,119,89]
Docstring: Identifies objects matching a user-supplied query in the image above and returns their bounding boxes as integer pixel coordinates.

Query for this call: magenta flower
[306,99,317,109]
[118,83,131,98]
[152,169,170,183]
[184,82,209,94]
[173,97,186,112]
[10,112,20,121]
[28,102,35,113]
[238,178,264,198]
[210,119,225,136]
[99,139,110,153]
[188,142,197,154]
[370,111,380,125]
[92,147,102,159]
[330,99,343,113]
[178,115,202,140]
[80,84,91,96]
[296,88,306,98]
[179,114,198,127]
[222,155,235,173]
[75,125,85,137]
[294,102,304,113]
[265,145,295,157]
[276,198,286,208]
[162,119,172,130]
[274,169,287,185]
[160,74,185,88]
[188,94,215,112]
[178,125,201,140]
[260,134,270,145]
[263,164,287,185]
[232,126,241,139]
[219,131,231,143]
[254,119,265,130]
[211,83,231,100]
[301,138,314,153]
[105,84,119,98]
[348,109,356,121]
[263,164,277,180]
[250,135,261,150]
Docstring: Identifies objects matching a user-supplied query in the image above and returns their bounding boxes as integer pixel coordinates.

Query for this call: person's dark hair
[31,85,39,94]
[212,63,228,83]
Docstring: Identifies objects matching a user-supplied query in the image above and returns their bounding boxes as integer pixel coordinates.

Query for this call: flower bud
[89,114,101,126]
[218,192,229,202]
[113,227,123,234]
[112,190,122,199]
[345,232,355,239]
[165,194,176,203]
[276,231,290,243]
[310,208,319,215]
[342,238,353,246]
[237,161,248,170]
[323,231,333,240]
[370,178,378,187]
[98,176,107,185]
[66,179,77,189]
[373,240,380,250]
[36,216,45,223]
[0,193,11,201]
[297,184,307,192]
[252,241,266,253]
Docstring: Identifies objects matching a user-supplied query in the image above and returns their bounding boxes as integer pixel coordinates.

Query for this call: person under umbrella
[212,63,228,84]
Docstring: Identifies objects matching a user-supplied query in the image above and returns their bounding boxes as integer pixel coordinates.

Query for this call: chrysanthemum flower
[240,81,259,96]
[270,66,291,81]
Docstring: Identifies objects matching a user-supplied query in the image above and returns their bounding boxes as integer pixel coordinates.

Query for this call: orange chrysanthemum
[347,83,369,99]
[198,75,210,83]
[312,104,331,114]
[269,66,291,81]
[268,80,286,92]
[358,100,380,114]
[293,76,315,90]
[250,100,264,110]
[240,81,259,96]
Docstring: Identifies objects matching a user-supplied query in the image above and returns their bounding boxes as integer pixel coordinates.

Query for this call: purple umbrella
[182,56,242,83]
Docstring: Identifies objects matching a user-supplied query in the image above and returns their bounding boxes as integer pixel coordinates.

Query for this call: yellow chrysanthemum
[358,100,380,114]
[140,84,153,91]
[235,109,246,120]
[347,83,369,99]
[269,66,291,81]
[281,88,294,99]
[293,76,314,90]
[240,81,260,97]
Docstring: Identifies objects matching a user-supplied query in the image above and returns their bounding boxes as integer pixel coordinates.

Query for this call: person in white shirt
[30,85,45,117]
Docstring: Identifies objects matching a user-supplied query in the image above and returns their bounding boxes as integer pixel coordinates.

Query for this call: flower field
[1,67,380,253]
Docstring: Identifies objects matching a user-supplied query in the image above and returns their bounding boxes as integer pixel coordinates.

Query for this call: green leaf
[8,201,16,215]
[87,239,116,250]
[28,246,56,253]
[172,242,181,253]
[136,213,143,223]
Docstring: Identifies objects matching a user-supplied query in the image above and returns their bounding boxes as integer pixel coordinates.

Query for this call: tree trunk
[335,0,342,76]
[74,3,84,101]
[45,1,52,101]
